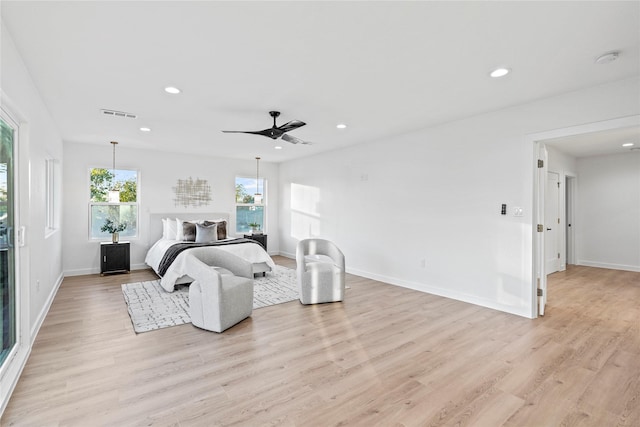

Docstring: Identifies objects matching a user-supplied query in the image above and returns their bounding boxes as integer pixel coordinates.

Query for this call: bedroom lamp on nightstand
[108,141,120,203]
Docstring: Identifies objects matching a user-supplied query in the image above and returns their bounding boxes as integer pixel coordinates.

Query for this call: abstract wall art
[173,177,212,207]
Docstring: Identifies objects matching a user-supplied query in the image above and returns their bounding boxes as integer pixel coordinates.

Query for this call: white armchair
[296,238,345,305]
[186,248,254,333]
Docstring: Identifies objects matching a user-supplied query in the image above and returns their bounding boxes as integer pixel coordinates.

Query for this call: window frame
[235,175,266,234]
[88,167,140,241]
[44,157,58,236]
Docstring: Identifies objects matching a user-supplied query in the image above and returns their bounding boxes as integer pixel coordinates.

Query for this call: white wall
[1,23,64,414]
[576,152,640,271]
[62,143,279,275]
[278,77,640,318]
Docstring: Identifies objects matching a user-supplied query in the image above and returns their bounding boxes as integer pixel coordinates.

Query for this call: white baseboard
[577,260,640,273]
[277,251,533,318]
[30,271,64,342]
[278,251,295,259]
[346,266,533,319]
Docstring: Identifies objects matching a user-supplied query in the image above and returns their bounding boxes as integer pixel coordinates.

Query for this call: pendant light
[254,156,263,205]
[108,141,120,203]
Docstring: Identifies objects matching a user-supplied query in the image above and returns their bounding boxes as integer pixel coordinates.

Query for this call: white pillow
[175,218,185,241]
[164,217,178,240]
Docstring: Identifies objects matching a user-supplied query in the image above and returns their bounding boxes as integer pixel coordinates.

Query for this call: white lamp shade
[254,193,263,204]
[108,190,120,203]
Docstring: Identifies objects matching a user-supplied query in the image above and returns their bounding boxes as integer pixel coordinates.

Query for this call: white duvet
[145,238,276,292]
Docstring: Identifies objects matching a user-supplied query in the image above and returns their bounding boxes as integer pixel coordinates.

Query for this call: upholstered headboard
[148,212,230,246]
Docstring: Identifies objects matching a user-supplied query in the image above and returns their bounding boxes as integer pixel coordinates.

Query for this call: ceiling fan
[222,111,312,145]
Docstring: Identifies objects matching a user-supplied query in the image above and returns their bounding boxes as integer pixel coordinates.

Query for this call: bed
[145,212,275,292]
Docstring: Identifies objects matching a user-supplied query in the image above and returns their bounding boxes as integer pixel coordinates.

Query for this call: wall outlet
[36,279,40,292]
[513,207,524,217]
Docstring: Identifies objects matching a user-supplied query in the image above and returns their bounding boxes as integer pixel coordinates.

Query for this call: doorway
[530,115,640,318]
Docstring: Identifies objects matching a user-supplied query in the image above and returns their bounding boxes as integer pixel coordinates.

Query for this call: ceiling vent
[100,109,137,119]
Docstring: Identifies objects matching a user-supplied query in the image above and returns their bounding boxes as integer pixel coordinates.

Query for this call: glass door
[0,116,16,368]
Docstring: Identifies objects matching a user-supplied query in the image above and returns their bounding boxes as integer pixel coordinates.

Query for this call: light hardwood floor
[2,259,639,426]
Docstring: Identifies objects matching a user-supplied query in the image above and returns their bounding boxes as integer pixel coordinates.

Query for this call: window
[45,157,57,234]
[235,176,265,234]
[89,168,138,239]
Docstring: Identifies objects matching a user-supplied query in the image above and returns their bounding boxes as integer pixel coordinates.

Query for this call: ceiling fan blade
[278,120,306,133]
[222,129,282,139]
[282,134,312,145]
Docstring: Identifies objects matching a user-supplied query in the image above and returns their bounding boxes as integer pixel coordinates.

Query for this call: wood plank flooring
[2,260,639,426]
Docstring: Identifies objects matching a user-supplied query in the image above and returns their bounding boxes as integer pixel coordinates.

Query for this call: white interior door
[545,171,560,274]
[566,176,576,265]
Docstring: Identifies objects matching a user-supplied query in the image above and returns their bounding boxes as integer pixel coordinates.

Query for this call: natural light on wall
[290,183,321,240]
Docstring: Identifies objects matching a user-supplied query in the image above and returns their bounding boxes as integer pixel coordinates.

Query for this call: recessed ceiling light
[622,142,634,147]
[139,127,151,132]
[336,123,347,129]
[490,68,510,78]
[595,51,620,64]
[164,86,181,94]
[275,145,282,150]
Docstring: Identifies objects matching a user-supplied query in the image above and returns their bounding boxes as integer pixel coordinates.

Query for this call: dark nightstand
[100,241,130,275]
[244,234,267,251]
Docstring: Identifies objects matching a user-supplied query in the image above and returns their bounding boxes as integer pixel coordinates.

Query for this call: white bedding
[145,238,276,292]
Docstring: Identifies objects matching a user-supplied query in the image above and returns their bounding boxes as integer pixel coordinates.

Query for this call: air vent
[100,109,137,119]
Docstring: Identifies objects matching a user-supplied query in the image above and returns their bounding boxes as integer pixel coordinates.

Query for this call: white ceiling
[1,1,639,162]
[544,125,640,158]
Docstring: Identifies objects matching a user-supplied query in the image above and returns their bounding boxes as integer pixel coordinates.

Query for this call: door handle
[547,228,552,231]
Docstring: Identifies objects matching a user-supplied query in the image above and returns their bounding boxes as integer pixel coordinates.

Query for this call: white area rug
[121,265,298,333]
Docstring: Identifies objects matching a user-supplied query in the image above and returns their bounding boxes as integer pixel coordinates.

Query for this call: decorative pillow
[195,223,218,243]
[176,218,198,240]
[182,221,197,241]
[204,220,227,240]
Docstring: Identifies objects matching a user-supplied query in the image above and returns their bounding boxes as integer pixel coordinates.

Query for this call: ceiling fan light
[622,143,634,147]
[336,123,347,129]
[275,145,282,150]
